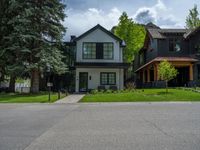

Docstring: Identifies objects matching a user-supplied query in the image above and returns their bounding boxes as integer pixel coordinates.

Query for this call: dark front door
[79,72,88,92]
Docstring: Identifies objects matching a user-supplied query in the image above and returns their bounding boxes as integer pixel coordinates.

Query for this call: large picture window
[83,42,113,59]
[83,43,96,59]
[169,38,181,52]
[100,73,116,85]
[103,43,113,59]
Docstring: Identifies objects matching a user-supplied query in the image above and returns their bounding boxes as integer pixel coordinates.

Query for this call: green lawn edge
[0,92,67,103]
[80,89,200,103]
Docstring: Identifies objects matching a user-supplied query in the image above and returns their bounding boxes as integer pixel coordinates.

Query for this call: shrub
[125,82,136,91]
[90,89,99,94]
[105,89,113,93]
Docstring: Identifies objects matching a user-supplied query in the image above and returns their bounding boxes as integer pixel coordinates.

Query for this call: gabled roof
[74,24,123,43]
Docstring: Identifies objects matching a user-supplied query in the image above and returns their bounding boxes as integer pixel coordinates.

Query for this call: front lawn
[0,92,66,103]
[80,88,200,102]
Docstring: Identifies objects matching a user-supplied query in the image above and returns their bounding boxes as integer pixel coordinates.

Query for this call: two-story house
[134,23,200,88]
[71,24,129,92]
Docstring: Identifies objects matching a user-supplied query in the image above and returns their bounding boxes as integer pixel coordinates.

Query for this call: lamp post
[46,63,51,102]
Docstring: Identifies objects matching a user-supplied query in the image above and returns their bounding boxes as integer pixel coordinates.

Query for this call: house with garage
[70,24,129,92]
[134,23,200,88]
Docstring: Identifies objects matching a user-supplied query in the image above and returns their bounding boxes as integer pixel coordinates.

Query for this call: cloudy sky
[63,0,199,40]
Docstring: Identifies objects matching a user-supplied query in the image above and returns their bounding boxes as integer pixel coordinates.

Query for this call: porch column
[189,64,194,81]
[142,70,145,83]
[147,67,150,82]
[155,63,159,81]
[154,65,157,81]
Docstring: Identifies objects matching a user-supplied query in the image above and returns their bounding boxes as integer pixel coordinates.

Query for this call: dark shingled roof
[184,26,200,39]
[145,23,191,39]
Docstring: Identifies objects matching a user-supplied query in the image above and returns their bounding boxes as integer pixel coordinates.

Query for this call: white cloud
[63,7,121,40]
[133,0,183,28]
[63,0,186,40]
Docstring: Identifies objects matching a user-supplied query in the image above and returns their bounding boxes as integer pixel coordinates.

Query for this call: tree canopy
[0,0,67,93]
[186,4,200,29]
[158,60,178,93]
[113,12,146,63]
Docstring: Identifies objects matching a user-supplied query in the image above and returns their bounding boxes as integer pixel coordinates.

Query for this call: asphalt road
[0,102,200,150]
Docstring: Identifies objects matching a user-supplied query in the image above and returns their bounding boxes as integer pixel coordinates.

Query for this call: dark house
[134,23,200,88]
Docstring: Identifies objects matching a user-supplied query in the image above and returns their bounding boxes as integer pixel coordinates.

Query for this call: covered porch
[135,57,198,87]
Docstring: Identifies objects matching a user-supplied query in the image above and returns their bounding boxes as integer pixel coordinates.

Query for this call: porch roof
[75,62,130,69]
[135,57,198,72]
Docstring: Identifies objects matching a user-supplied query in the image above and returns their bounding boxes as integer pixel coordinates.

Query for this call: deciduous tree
[113,12,146,63]
[158,60,178,93]
[186,4,200,29]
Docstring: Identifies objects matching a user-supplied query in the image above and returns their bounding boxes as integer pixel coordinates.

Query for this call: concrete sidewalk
[55,94,85,104]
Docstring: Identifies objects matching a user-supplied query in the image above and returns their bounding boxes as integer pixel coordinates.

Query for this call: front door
[79,72,88,92]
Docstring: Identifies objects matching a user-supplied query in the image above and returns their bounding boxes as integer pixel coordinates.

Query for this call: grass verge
[0,92,66,103]
[80,88,200,102]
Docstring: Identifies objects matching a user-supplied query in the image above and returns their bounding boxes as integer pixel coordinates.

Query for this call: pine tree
[1,0,67,93]
[186,4,200,29]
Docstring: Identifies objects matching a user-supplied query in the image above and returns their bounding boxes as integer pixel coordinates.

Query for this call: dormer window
[169,38,181,52]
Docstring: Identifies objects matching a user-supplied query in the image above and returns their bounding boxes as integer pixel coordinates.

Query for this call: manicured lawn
[0,92,66,103]
[80,88,200,102]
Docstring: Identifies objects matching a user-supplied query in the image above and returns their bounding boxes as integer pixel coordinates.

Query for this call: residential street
[0,103,200,150]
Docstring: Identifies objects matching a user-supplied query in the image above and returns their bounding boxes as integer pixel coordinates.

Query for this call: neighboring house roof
[74,24,125,47]
[135,57,198,72]
[147,28,190,39]
[144,23,191,39]
[75,62,130,69]
[147,29,166,39]
[184,26,200,39]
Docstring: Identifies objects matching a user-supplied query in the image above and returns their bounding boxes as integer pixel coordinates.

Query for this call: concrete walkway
[55,94,85,104]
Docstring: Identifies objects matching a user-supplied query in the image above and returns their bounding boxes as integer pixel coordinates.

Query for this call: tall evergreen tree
[0,0,21,92]
[113,12,146,63]
[186,4,200,29]
[3,0,67,93]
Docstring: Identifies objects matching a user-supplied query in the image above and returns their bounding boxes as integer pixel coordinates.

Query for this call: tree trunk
[9,75,16,92]
[31,69,40,93]
[165,80,168,93]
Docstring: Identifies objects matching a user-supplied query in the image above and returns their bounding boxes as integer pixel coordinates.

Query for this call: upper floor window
[103,43,113,59]
[83,42,113,59]
[169,38,181,52]
[83,43,96,59]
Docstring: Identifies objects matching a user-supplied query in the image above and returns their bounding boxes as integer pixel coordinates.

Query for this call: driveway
[0,103,200,150]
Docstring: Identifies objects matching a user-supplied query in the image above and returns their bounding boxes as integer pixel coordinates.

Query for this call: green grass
[80,88,200,102]
[0,92,66,103]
